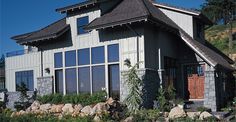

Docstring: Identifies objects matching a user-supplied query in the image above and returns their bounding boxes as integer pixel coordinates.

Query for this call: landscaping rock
[187,112,201,119]
[124,116,134,122]
[19,110,26,115]
[164,112,169,118]
[50,104,64,113]
[168,107,186,119]
[90,102,109,115]
[31,101,40,111]
[81,105,92,115]
[94,115,102,122]
[62,103,74,114]
[199,111,213,120]
[10,112,17,117]
[74,104,83,112]
[106,97,115,105]
[40,103,51,112]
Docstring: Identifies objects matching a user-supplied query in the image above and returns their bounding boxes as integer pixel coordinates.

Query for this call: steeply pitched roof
[86,0,234,70]
[12,18,69,45]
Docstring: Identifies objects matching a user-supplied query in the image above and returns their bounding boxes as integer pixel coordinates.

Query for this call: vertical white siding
[159,8,193,37]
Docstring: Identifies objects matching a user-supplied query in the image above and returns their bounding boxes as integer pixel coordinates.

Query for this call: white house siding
[5,9,145,94]
[159,8,194,38]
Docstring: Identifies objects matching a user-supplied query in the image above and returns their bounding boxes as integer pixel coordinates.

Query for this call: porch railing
[6,48,38,58]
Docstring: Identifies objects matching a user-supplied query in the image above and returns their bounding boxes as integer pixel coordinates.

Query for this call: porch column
[158,48,165,88]
[204,65,217,111]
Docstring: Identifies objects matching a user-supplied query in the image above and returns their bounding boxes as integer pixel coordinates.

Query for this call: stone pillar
[37,76,53,96]
[120,68,159,108]
[204,66,217,111]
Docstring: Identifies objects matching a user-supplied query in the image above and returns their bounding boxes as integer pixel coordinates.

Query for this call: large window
[92,66,105,92]
[92,46,104,64]
[65,68,77,94]
[108,44,119,62]
[78,48,90,65]
[15,70,34,91]
[54,52,63,68]
[77,16,89,35]
[65,50,76,67]
[78,67,90,93]
[55,70,63,94]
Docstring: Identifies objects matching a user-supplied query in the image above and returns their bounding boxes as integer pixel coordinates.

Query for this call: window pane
[108,44,119,62]
[78,48,90,65]
[77,16,88,35]
[15,70,34,91]
[109,64,120,99]
[92,46,104,64]
[65,68,77,94]
[65,50,76,67]
[78,67,90,93]
[92,66,105,92]
[55,70,63,94]
[54,52,63,68]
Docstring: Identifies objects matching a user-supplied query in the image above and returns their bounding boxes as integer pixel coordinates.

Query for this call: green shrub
[196,106,210,112]
[132,109,161,122]
[37,91,107,106]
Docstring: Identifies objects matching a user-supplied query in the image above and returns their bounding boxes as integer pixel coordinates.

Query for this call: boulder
[168,107,186,119]
[19,110,26,115]
[40,103,51,113]
[199,111,213,120]
[50,104,64,113]
[124,116,134,122]
[10,112,17,117]
[62,103,74,114]
[94,115,102,122]
[81,105,92,115]
[31,101,40,111]
[164,112,169,118]
[90,102,109,115]
[187,112,201,119]
[106,97,115,105]
[74,104,83,112]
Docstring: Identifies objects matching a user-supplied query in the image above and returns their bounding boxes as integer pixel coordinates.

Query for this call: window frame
[77,16,89,35]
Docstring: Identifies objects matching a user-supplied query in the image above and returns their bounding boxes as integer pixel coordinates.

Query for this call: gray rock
[81,105,92,115]
[168,107,186,119]
[62,103,74,114]
[199,111,213,120]
[40,103,51,112]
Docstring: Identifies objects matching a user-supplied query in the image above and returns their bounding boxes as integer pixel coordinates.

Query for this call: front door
[185,64,205,99]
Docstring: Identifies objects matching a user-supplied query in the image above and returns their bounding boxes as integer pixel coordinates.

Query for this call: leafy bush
[132,109,161,122]
[37,91,107,106]
[197,106,210,112]
[156,88,171,112]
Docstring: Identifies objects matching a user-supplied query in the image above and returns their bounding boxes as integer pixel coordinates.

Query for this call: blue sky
[0,0,205,56]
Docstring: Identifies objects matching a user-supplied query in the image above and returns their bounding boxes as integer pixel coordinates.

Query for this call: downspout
[40,48,43,77]
[126,24,140,68]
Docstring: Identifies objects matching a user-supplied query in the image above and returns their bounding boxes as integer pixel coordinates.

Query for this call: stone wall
[120,68,159,109]
[204,66,217,111]
[6,91,34,110]
[37,76,53,96]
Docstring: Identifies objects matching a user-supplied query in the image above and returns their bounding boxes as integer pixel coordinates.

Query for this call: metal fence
[6,48,38,57]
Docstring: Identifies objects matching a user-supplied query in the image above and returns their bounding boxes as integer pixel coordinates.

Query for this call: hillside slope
[205,21,236,54]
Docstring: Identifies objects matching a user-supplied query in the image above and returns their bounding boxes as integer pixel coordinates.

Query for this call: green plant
[157,87,170,112]
[166,84,176,101]
[14,82,31,111]
[196,106,210,112]
[174,98,184,105]
[132,109,161,122]
[123,59,143,114]
[37,91,107,106]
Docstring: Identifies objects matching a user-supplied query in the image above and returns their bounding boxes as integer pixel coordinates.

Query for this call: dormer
[154,3,212,43]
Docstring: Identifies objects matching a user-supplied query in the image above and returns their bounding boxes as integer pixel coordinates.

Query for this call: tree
[201,0,236,25]
[123,59,143,114]
[0,55,5,67]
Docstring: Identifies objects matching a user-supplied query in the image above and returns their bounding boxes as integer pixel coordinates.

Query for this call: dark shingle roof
[12,18,69,45]
[86,0,234,70]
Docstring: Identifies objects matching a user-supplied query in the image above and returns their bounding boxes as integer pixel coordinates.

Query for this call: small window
[92,65,105,92]
[92,46,105,64]
[65,50,76,67]
[108,44,119,62]
[54,52,63,68]
[15,70,34,91]
[78,67,91,93]
[78,48,90,65]
[77,16,89,35]
[65,68,77,94]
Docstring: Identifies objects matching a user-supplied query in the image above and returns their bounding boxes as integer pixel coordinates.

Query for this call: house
[6,0,235,111]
